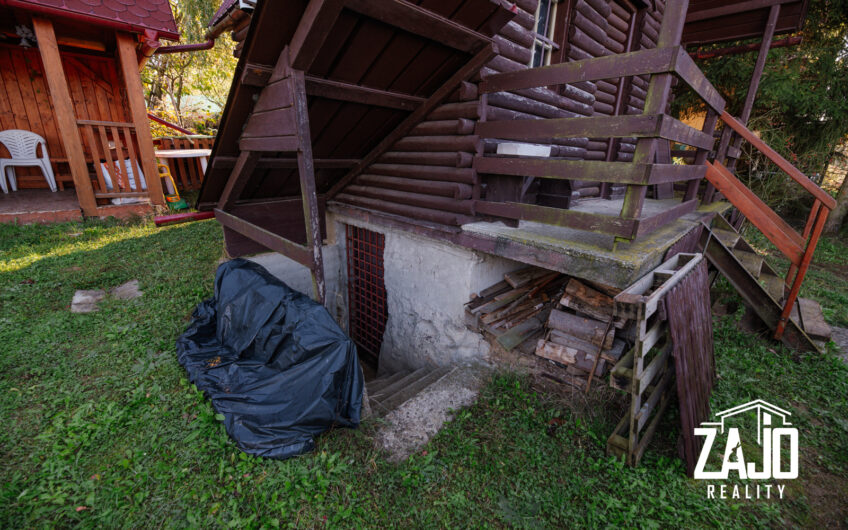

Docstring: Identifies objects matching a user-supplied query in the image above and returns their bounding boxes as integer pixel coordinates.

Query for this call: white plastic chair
[0,129,57,193]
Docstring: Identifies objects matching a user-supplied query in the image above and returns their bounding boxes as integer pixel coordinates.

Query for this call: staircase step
[711,228,741,248]
[759,273,786,303]
[367,371,410,395]
[701,229,820,353]
[374,367,455,414]
[370,368,430,401]
[733,249,764,278]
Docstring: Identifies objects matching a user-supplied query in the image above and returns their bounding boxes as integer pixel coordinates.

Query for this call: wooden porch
[0,13,165,220]
[0,188,152,224]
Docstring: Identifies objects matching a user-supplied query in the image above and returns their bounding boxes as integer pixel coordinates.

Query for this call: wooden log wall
[337,0,667,225]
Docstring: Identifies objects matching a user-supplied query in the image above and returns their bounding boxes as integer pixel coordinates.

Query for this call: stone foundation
[245,211,522,374]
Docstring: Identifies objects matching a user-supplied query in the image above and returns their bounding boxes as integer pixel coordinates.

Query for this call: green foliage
[142,1,238,133]
[676,0,848,186]
[0,219,847,526]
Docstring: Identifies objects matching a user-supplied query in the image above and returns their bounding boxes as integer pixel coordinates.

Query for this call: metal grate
[346,225,387,367]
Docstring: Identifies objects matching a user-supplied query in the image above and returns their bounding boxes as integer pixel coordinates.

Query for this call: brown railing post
[619,1,689,234]
[776,206,829,339]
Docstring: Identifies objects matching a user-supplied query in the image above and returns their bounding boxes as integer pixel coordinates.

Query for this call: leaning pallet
[606,253,704,466]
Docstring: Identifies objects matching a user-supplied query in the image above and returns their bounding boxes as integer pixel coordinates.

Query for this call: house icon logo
[694,399,799,482]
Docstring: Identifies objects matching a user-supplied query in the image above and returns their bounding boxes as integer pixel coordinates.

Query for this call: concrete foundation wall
[245,212,523,374]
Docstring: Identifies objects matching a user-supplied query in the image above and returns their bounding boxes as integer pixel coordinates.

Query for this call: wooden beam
[476,113,713,149]
[473,157,704,185]
[291,70,326,304]
[289,0,346,71]
[726,4,780,170]
[480,47,677,94]
[619,1,689,225]
[685,0,795,23]
[115,31,166,206]
[214,209,313,265]
[305,76,425,111]
[32,18,98,216]
[672,48,726,114]
[217,151,261,211]
[345,0,491,53]
[327,44,498,199]
[475,201,638,239]
[212,157,359,170]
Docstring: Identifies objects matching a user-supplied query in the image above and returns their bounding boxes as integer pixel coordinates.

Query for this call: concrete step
[712,228,741,249]
[759,272,785,303]
[370,368,430,401]
[376,367,454,413]
[733,249,764,278]
[367,371,410,395]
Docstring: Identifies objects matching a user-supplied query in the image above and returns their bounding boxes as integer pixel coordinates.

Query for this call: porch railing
[77,120,148,199]
[475,45,726,241]
[704,112,836,340]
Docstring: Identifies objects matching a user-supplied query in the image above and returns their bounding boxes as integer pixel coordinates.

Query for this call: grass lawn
[1,218,846,528]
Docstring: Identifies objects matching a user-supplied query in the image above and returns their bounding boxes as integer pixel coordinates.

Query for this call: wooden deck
[0,190,83,224]
[0,189,153,224]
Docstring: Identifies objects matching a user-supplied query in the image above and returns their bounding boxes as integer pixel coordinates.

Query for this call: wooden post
[726,4,780,172]
[291,70,326,304]
[618,1,689,232]
[32,18,98,216]
[115,31,166,206]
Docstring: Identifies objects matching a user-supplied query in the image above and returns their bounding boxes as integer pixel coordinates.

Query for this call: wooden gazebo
[0,0,178,221]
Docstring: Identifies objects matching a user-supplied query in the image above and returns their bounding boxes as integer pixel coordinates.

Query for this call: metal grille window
[530,0,560,67]
[346,225,387,367]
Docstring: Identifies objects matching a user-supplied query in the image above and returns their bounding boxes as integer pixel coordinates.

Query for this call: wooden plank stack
[465,267,567,352]
[534,278,627,384]
[466,267,629,386]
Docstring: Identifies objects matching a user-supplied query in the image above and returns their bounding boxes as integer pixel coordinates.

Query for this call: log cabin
[196,0,833,376]
[0,0,179,222]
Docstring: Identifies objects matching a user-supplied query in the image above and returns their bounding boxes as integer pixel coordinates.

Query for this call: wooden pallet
[607,253,703,466]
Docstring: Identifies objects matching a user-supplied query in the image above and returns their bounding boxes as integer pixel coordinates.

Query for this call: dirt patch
[798,449,848,528]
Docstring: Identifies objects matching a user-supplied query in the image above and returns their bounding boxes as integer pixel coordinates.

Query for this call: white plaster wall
[329,212,521,373]
[245,211,523,373]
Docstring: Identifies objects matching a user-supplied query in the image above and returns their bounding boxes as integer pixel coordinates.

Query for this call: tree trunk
[824,172,848,234]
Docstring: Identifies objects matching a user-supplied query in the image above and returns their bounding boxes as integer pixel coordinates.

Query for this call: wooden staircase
[698,113,836,351]
[701,214,825,352]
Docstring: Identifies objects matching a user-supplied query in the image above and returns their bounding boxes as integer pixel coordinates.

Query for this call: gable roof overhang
[197,0,514,211]
[682,0,810,46]
[0,0,180,40]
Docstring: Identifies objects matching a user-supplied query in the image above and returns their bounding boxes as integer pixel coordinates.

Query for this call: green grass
[1,218,847,527]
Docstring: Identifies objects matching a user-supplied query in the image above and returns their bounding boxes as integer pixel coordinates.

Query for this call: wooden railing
[77,120,148,198]
[705,112,836,340]
[475,45,726,241]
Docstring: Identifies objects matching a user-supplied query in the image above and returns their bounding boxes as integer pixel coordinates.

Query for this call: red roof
[209,0,238,27]
[3,0,180,40]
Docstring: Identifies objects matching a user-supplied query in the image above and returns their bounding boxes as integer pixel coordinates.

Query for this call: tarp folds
[176,259,363,459]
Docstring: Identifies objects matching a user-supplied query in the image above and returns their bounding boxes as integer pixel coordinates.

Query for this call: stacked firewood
[534,278,627,383]
[464,268,568,352]
[467,267,630,387]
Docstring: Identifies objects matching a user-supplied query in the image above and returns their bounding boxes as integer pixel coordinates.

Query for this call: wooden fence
[154,135,215,191]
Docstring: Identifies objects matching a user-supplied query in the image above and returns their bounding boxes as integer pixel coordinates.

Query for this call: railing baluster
[97,125,116,193]
[110,126,126,191]
[82,124,108,194]
[121,126,144,191]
